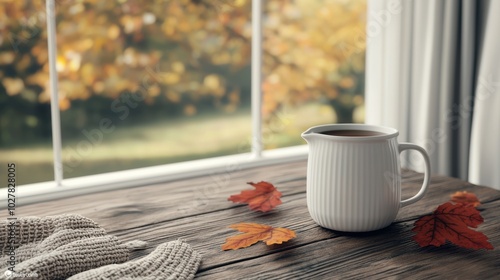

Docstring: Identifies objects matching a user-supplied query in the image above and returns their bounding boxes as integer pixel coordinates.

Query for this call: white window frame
[2,0,309,206]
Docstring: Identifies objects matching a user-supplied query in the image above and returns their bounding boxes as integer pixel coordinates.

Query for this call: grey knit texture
[69,240,201,280]
[0,214,201,280]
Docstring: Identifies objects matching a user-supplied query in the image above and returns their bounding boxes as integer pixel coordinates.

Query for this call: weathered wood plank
[196,215,500,279]
[104,179,499,275]
[3,159,500,279]
[109,190,500,279]
[8,161,308,231]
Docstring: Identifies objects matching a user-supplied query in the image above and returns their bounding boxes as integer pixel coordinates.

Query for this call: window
[0,1,54,185]
[0,0,366,199]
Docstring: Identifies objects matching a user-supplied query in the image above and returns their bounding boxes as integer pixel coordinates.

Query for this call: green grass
[0,103,335,185]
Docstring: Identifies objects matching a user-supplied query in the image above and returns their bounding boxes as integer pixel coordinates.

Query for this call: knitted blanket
[0,214,201,280]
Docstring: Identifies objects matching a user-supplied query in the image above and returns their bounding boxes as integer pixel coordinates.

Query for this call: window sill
[3,145,308,207]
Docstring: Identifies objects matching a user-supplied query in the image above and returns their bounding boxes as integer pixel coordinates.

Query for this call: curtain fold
[468,0,500,189]
[366,0,500,190]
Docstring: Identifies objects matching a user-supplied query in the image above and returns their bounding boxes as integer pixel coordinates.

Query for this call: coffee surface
[320,130,385,137]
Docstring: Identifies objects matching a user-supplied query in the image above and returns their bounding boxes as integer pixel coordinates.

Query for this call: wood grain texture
[2,159,500,279]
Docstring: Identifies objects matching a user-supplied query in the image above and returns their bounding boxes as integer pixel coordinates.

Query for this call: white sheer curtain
[469,0,500,189]
[365,0,500,190]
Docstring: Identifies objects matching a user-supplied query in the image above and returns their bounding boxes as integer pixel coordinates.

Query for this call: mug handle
[398,143,431,207]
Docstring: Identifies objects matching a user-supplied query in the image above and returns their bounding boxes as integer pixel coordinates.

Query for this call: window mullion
[46,0,63,186]
[251,0,263,158]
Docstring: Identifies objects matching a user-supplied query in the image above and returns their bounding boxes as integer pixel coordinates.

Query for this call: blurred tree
[261,0,366,123]
[0,0,365,145]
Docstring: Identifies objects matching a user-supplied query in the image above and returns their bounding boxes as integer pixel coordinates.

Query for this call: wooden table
[8,160,500,279]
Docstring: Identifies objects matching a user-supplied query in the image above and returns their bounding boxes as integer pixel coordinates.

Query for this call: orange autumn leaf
[412,202,493,250]
[222,223,296,250]
[228,181,282,212]
[451,191,481,207]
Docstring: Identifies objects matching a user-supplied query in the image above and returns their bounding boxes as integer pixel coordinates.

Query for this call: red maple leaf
[412,202,493,250]
[228,181,282,212]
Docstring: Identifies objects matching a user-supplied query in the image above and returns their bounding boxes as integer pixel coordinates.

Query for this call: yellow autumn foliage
[0,0,365,120]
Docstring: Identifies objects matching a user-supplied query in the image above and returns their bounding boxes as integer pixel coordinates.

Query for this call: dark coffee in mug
[320,130,386,137]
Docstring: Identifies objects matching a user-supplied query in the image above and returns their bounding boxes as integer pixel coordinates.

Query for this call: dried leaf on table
[222,223,296,250]
[228,181,282,212]
[451,191,481,207]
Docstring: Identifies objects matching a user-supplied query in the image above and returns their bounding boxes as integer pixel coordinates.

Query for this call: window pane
[0,1,54,185]
[262,0,366,149]
[1,0,366,185]
[56,1,252,178]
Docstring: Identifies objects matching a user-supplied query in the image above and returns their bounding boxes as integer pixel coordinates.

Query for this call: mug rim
[302,124,399,141]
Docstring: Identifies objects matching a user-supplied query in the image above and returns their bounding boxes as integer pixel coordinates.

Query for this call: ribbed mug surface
[302,124,430,232]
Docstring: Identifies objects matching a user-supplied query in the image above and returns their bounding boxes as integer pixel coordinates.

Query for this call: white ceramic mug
[302,124,430,232]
